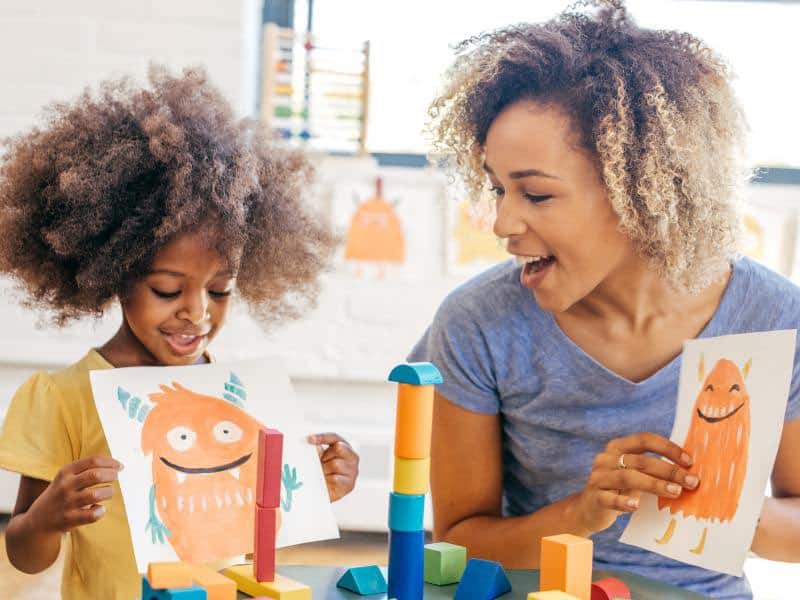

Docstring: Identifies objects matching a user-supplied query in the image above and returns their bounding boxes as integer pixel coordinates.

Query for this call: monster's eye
[166,426,197,452]
[729,383,740,392]
[213,420,243,444]
[704,384,714,392]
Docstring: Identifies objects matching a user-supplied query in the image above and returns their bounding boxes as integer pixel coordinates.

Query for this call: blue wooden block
[337,565,388,594]
[388,492,425,532]
[387,529,424,600]
[388,363,443,386]
[453,558,511,600]
[141,576,207,599]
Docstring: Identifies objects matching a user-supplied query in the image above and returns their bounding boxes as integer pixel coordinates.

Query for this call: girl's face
[485,100,638,314]
[121,231,236,366]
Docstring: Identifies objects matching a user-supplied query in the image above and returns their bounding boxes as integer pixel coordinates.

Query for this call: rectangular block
[388,492,425,532]
[424,541,467,585]
[187,563,237,600]
[393,456,430,495]
[147,562,192,589]
[528,592,580,599]
[142,576,207,599]
[222,564,311,599]
[257,427,284,508]
[255,505,278,582]
[394,383,434,458]
[388,529,424,600]
[540,534,593,600]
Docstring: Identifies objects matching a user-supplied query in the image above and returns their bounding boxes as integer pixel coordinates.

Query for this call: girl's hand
[27,456,123,534]
[308,433,359,502]
[574,433,698,534]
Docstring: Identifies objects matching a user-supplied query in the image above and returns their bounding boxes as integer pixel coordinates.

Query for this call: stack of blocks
[142,562,206,599]
[386,362,443,600]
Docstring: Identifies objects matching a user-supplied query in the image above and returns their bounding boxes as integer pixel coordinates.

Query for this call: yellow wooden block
[188,563,237,600]
[147,561,192,589]
[393,456,430,494]
[540,534,593,600]
[528,592,580,599]
[222,564,312,599]
[394,384,434,459]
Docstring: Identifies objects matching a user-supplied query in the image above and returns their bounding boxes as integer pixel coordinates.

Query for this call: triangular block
[336,565,388,594]
[454,558,512,599]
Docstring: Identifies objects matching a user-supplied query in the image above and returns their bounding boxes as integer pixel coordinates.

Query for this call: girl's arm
[751,419,800,561]
[5,456,122,574]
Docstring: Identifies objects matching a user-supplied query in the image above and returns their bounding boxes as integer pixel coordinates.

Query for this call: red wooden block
[256,427,283,508]
[254,505,277,582]
[591,578,631,600]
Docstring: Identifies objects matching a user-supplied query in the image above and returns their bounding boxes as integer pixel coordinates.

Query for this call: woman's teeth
[516,255,553,266]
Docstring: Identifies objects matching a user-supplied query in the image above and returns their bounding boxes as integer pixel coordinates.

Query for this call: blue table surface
[235,565,710,599]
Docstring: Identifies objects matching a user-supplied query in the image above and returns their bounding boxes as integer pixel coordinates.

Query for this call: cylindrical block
[388,492,425,532]
[394,384,434,459]
[388,529,424,600]
[393,457,430,495]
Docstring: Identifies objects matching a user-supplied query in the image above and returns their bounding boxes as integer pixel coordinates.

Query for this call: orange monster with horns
[656,355,751,554]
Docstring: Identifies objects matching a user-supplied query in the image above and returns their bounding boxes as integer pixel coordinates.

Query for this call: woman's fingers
[595,490,640,512]
[606,433,693,468]
[595,452,699,489]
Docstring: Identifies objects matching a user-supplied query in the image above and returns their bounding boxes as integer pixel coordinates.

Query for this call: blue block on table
[337,565,388,594]
[387,529,424,600]
[454,558,511,600]
[388,492,425,532]
[141,576,207,599]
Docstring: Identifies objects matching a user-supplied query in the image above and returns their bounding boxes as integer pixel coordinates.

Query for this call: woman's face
[485,100,637,313]
[121,231,237,366]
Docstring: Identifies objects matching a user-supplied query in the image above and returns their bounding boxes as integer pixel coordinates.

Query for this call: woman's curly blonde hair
[429,0,749,292]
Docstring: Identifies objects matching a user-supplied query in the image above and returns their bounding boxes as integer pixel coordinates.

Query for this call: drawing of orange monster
[655,355,751,554]
[344,177,405,269]
[140,381,279,563]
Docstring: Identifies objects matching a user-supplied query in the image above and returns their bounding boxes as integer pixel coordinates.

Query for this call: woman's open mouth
[518,255,556,290]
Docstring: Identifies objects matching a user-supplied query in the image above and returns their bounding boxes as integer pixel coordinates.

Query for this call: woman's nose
[493,196,527,239]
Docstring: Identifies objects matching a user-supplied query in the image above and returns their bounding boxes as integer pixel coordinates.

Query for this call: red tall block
[256,427,283,508]
[254,505,277,582]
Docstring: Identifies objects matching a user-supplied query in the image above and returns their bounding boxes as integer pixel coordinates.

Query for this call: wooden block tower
[386,362,443,600]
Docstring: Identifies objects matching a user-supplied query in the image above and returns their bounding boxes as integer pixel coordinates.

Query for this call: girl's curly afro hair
[429,0,750,293]
[0,66,337,325]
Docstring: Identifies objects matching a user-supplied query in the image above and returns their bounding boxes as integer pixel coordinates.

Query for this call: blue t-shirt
[409,255,800,599]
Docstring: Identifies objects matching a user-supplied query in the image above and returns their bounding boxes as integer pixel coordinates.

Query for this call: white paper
[620,330,796,576]
[90,358,339,572]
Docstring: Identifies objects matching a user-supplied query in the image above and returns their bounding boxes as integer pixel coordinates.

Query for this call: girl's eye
[524,194,552,203]
[209,289,233,298]
[151,288,180,299]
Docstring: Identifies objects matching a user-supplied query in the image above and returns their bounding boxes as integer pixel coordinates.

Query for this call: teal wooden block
[388,363,443,385]
[336,565,388,595]
[424,541,467,585]
[389,492,425,532]
[142,576,207,599]
[454,559,511,599]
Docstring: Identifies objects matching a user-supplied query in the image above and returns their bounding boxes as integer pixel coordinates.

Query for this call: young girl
[0,67,359,599]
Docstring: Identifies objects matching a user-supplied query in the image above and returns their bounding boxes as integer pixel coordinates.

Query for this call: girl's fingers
[71,468,120,491]
[321,441,357,463]
[322,458,351,477]
[68,456,123,475]
[64,505,106,528]
[71,485,113,509]
[606,433,692,468]
[308,432,345,446]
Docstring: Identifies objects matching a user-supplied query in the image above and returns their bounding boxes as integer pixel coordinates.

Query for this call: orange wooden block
[255,506,278,582]
[394,383,434,459]
[188,563,237,600]
[528,592,580,599]
[147,561,192,589]
[540,534,593,600]
[393,456,430,494]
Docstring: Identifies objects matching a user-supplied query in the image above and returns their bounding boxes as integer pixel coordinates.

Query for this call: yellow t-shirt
[0,350,140,599]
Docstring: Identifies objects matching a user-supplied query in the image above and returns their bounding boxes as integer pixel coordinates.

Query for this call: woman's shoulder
[729,256,800,329]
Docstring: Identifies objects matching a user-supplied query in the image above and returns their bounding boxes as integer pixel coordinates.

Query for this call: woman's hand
[574,433,698,534]
[26,456,123,534]
[308,432,359,502]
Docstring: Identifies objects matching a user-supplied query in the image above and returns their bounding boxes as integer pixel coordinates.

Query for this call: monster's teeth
[229,467,240,480]
[176,472,187,484]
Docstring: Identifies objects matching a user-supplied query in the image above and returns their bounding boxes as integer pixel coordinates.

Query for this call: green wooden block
[424,542,467,585]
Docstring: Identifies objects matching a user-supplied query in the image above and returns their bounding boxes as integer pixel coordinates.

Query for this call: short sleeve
[408,293,500,414]
[785,337,800,422]
[0,371,78,481]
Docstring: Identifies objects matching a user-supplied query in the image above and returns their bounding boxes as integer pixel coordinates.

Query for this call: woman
[409,2,800,598]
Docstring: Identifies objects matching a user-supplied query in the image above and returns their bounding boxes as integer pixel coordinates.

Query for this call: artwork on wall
[91,358,339,572]
[740,203,793,275]
[620,330,796,576]
[444,190,508,278]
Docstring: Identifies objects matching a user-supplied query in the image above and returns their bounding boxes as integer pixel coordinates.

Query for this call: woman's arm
[751,419,800,561]
[431,392,593,568]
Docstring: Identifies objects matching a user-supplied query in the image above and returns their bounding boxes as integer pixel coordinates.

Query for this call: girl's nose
[177,293,210,324]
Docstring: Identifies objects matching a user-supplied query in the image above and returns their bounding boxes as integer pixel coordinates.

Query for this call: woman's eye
[209,289,233,298]
[151,288,180,299]
[524,194,552,203]
[489,186,504,197]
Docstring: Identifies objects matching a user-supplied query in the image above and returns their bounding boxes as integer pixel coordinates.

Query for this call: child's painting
[445,193,508,278]
[620,330,796,575]
[90,358,339,572]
